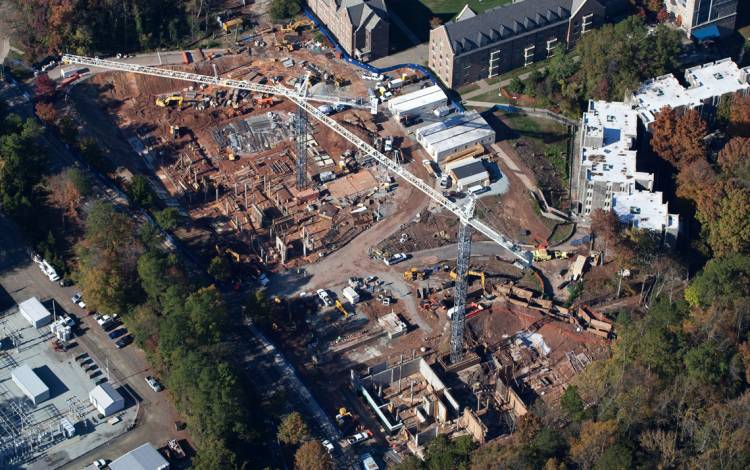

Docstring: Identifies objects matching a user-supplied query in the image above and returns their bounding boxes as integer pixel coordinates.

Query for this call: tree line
[507,16,682,116]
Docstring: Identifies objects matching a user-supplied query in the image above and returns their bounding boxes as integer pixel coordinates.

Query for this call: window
[523,45,535,67]
[488,49,502,78]
[546,38,558,58]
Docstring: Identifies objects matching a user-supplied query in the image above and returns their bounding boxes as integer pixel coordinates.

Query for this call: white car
[322,439,335,453]
[384,253,407,266]
[145,376,163,392]
[71,292,86,309]
[317,289,332,306]
[346,430,372,445]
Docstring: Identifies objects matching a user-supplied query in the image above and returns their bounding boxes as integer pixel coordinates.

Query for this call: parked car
[115,335,133,349]
[71,292,86,309]
[346,430,372,446]
[322,439,335,454]
[384,253,408,266]
[108,328,127,340]
[102,319,120,332]
[145,376,163,392]
[317,289,333,307]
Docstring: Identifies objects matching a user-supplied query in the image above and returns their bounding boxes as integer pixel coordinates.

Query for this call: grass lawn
[497,111,572,208]
[389,0,512,43]
[468,89,508,104]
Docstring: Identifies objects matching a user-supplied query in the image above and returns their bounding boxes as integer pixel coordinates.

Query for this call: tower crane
[60,54,531,265]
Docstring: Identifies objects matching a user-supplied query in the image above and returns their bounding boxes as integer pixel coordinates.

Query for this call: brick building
[307,0,390,61]
[428,0,608,88]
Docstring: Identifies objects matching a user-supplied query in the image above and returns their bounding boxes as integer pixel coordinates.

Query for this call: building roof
[417,111,495,156]
[18,297,51,324]
[450,160,488,180]
[443,0,574,55]
[579,100,651,186]
[388,85,447,114]
[612,190,678,232]
[632,58,750,124]
[109,443,169,470]
[11,364,49,399]
[341,0,387,29]
[89,383,124,409]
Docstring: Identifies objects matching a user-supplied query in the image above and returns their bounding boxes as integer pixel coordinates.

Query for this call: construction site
[52,8,615,465]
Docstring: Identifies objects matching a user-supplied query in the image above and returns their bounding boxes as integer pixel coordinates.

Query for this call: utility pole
[450,196,475,364]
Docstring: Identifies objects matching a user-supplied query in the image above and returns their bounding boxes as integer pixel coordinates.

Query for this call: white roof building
[387,85,447,118]
[416,111,495,162]
[109,443,169,470]
[632,58,750,126]
[612,190,679,247]
[89,383,125,417]
[11,364,50,406]
[18,297,52,328]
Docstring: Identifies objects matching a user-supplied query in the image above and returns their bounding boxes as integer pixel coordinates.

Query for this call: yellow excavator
[450,269,486,290]
[335,299,349,318]
[215,245,242,263]
[281,18,314,33]
[155,95,184,107]
[403,267,425,281]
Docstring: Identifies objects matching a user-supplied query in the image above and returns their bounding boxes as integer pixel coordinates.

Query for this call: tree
[35,102,58,123]
[78,137,110,173]
[718,137,750,179]
[429,17,443,29]
[561,385,585,422]
[34,73,56,99]
[729,94,750,137]
[651,108,707,169]
[269,0,301,21]
[155,207,184,230]
[277,412,309,445]
[424,435,475,470]
[128,175,156,208]
[294,440,333,470]
[590,208,621,247]
[507,77,525,95]
[676,159,723,224]
[707,185,750,257]
[684,340,731,386]
[570,420,619,470]
[208,256,232,282]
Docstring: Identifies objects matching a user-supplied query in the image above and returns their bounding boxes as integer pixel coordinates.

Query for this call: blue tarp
[692,24,720,41]
[302,7,465,112]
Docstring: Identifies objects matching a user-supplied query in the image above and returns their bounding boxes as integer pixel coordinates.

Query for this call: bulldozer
[155,95,184,107]
[403,267,425,281]
[450,269,486,290]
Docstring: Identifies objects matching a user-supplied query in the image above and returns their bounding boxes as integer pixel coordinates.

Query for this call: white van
[468,184,488,195]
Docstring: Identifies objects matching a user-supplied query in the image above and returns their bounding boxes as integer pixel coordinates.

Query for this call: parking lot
[0,213,187,468]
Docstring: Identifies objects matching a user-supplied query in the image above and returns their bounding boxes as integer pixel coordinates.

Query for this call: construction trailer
[89,383,125,417]
[343,286,360,304]
[19,297,52,328]
[11,364,50,406]
[387,85,447,119]
[109,443,169,470]
[416,111,495,162]
[445,159,490,191]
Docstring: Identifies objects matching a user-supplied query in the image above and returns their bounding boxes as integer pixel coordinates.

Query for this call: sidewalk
[461,67,547,101]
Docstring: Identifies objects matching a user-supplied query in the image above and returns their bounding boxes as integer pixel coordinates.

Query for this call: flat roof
[11,364,49,399]
[632,58,750,124]
[388,85,444,107]
[612,190,678,231]
[450,160,487,179]
[18,297,51,322]
[390,86,447,114]
[418,111,495,153]
[109,443,169,470]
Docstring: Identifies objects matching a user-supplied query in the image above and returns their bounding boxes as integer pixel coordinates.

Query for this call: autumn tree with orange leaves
[650,107,708,169]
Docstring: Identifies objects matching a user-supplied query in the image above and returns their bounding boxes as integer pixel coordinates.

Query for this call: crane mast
[61,54,531,263]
